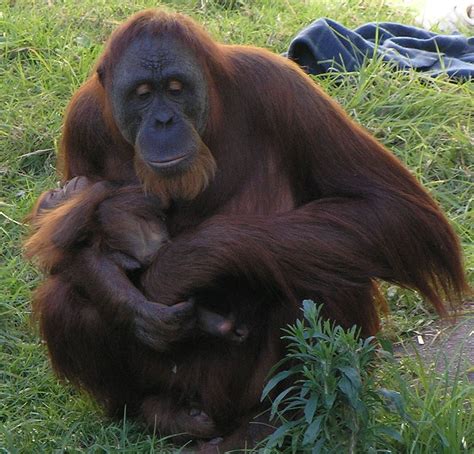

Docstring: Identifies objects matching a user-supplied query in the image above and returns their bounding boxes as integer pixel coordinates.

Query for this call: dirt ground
[395,302,474,381]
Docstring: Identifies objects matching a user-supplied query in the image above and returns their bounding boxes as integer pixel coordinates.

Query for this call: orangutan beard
[134,141,217,205]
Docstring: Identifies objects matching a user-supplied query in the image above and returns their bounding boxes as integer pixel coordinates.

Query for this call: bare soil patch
[395,302,474,381]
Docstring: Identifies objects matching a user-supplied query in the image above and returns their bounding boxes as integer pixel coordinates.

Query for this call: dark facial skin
[109,35,209,175]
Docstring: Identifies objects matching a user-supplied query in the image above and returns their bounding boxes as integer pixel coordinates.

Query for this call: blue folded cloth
[287,18,474,79]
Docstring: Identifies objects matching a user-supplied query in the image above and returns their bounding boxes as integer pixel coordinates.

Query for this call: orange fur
[25,194,94,271]
[26,9,469,452]
[134,140,216,203]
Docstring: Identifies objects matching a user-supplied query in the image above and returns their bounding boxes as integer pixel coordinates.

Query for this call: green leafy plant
[261,300,409,453]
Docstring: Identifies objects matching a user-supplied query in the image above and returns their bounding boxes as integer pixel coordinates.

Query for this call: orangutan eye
[167,79,183,94]
[135,83,153,98]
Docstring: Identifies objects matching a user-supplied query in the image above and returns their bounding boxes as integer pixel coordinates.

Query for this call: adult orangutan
[27,9,468,452]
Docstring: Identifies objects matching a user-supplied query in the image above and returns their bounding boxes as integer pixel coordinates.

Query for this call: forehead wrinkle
[121,35,197,68]
[140,54,173,72]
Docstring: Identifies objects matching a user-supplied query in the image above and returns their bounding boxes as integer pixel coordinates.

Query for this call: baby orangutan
[27,177,250,346]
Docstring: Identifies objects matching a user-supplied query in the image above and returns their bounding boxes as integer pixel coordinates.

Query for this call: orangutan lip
[148,154,189,168]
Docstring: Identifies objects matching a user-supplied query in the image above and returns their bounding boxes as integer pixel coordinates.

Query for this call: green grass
[1,0,472,452]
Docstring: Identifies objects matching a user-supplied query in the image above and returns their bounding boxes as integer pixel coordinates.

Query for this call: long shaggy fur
[27,9,469,452]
